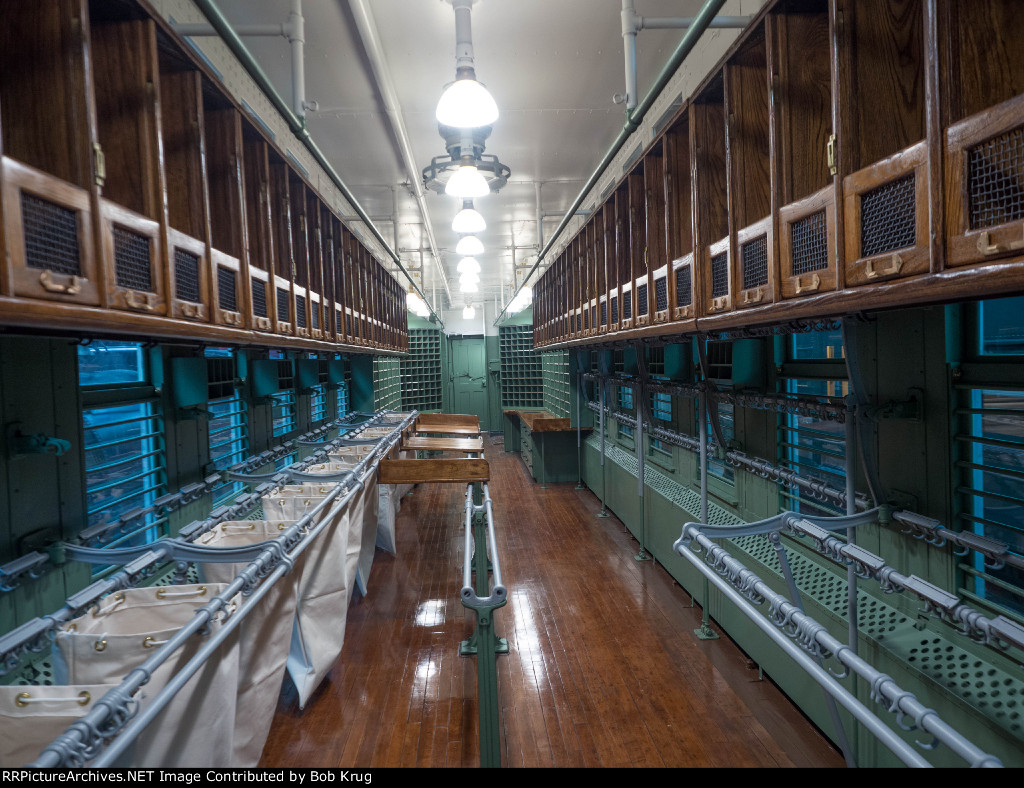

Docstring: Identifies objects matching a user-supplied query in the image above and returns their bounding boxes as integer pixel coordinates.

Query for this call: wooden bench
[413,412,482,437]
[379,414,488,484]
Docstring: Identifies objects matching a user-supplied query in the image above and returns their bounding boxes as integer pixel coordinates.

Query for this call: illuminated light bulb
[459,271,480,285]
[462,304,476,320]
[436,79,499,128]
[456,235,485,257]
[459,279,478,293]
[452,203,486,233]
[445,165,489,199]
[457,257,481,275]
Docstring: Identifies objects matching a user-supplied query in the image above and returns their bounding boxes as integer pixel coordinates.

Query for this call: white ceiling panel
[210,0,732,310]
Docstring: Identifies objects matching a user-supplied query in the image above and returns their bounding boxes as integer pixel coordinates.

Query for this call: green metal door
[450,337,490,430]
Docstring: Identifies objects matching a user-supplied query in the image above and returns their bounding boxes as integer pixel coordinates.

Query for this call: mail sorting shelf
[372,355,402,411]
[401,328,443,412]
[499,325,543,408]
[541,350,571,418]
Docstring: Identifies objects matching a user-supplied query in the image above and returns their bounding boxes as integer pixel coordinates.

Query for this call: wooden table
[379,413,488,484]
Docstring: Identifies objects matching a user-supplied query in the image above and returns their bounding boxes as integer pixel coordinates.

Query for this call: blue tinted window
[979,296,1024,356]
[78,341,145,386]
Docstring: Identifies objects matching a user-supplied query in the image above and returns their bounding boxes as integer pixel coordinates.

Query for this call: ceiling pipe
[495,0,728,326]
[186,0,442,325]
[347,0,452,305]
[535,181,544,250]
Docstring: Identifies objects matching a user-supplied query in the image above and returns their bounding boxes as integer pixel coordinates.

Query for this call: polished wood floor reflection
[259,439,844,768]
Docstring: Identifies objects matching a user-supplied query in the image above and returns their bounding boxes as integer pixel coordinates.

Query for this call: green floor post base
[694,622,720,640]
[634,549,652,562]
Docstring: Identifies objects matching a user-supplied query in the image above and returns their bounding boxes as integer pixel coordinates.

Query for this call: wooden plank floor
[259,439,844,768]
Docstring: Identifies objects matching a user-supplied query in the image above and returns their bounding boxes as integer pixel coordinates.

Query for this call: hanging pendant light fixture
[462,304,476,320]
[459,270,480,286]
[457,256,481,275]
[444,160,490,198]
[452,199,486,233]
[459,278,478,293]
[436,0,498,129]
[456,235,485,256]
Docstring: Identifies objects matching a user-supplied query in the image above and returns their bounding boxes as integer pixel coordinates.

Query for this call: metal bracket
[864,388,923,422]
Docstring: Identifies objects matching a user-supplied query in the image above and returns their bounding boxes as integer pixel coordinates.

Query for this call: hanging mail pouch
[197,521,301,767]
[261,486,351,709]
[52,583,240,768]
[354,474,381,597]
[0,683,120,767]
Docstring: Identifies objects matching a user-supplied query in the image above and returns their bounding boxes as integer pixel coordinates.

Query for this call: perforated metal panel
[295,294,307,328]
[655,276,668,311]
[174,249,201,303]
[113,226,153,292]
[676,266,692,307]
[277,287,290,323]
[311,303,320,330]
[790,210,829,275]
[576,312,582,332]
[250,276,266,317]
[217,267,237,312]
[623,290,633,319]
[741,235,768,289]
[860,174,916,258]
[346,313,352,336]
[20,193,81,276]
[601,300,608,325]
[591,304,597,328]
[637,282,649,315]
[711,252,729,297]
[611,295,619,323]
[968,126,1024,230]
[336,308,343,334]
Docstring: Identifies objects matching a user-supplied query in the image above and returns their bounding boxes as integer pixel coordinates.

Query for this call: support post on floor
[695,382,718,640]
[576,369,585,489]
[598,376,610,517]
[459,482,508,768]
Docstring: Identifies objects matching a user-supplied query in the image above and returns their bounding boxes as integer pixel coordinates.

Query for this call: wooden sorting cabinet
[940,1,1024,270]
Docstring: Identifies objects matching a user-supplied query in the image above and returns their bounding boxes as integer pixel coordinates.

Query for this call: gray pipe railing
[674,522,1003,767]
[27,411,417,767]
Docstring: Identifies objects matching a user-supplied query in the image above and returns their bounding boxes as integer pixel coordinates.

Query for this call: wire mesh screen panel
[790,210,829,275]
[335,308,343,335]
[591,304,597,328]
[623,290,633,320]
[741,235,769,290]
[276,287,290,323]
[249,276,266,317]
[611,295,619,324]
[311,303,320,330]
[601,299,608,325]
[576,312,582,333]
[295,294,307,328]
[655,275,668,312]
[21,193,81,276]
[968,126,1024,231]
[676,266,692,307]
[637,282,649,315]
[173,249,201,303]
[216,267,237,312]
[860,173,917,258]
[113,226,153,292]
[711,252,729,298]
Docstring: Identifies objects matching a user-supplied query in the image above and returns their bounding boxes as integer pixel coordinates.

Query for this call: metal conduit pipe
[495,0,728,325]
[347,0,451,304]
[675,525,1003,767]
[188,0,442,324]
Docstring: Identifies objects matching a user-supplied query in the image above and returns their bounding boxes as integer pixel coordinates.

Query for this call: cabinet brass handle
[866,254,903,279]
[795,273,821,294]
[977,230,1024,256]
[125,291,156,312]
[39,270,83,295]
[180,302,200,318]
[742,287,765,305]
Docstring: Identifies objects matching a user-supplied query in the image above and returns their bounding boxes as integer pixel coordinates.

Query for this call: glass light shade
[436,79,499,128]
[406,291,420,308]
[452,206,486,234]
[462,305,476,320]
[459,271,480,285]
[457,257,481,275]
[445,165,489,198]
[459,279,478,293]
[519,286,533,303]
[456,235,485,256]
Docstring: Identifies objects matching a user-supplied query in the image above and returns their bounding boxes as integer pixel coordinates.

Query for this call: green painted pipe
[190,0,442,327]
[495,0,730,326]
